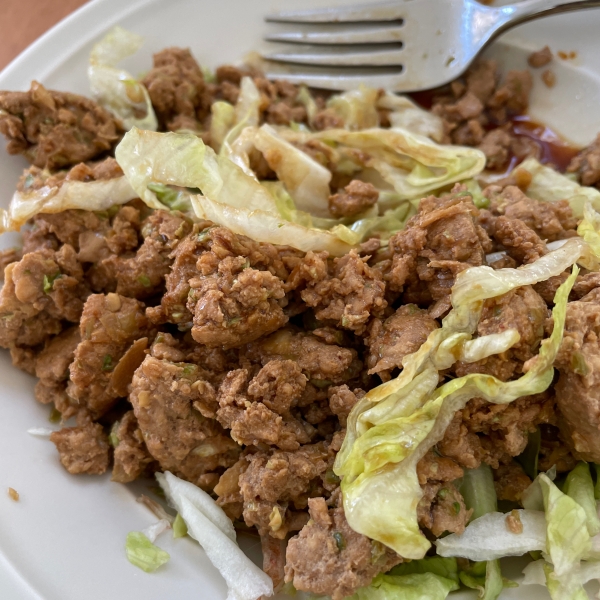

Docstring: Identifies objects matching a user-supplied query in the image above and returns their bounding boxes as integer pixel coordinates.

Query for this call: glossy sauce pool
[409,91,581,173]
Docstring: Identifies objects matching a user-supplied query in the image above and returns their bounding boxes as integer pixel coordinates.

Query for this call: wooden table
[0,0,88,70]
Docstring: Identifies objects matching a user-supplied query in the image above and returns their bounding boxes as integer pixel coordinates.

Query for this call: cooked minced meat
[0,47,595,600]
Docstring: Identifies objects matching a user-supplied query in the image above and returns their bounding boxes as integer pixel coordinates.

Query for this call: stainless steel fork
[262,0,600,92]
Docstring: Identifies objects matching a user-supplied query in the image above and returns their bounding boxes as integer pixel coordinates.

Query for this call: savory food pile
[1,27,600,600]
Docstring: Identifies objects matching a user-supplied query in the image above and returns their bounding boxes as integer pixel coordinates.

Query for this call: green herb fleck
[333,532,346,551]
[147,182,190,212]
[437,488,449,499]
[102,354,114,372]
[452,502,461,515]
[49,407,61,423]
[109,421,120,448]
[310,379,332,389]
[137,274,151,288]
[324,469,341,486]
[571,351,589,376]
[43,272,62,294]
[173,513,188,538]
[226,316,241,327]
[182,364,198,376]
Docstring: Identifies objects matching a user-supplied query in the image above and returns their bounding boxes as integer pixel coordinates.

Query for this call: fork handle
[502,0,600,29]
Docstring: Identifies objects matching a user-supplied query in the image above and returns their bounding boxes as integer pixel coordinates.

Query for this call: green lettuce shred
[88,26,157,131]
[350,572,459,600]
[172,512,188,539]
[563,462,600,536]
[125,531,170,573]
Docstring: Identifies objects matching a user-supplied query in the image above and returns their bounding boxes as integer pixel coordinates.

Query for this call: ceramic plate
[1,1,600,598]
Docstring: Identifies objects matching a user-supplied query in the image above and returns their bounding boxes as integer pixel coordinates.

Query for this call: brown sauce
[409,91,581,173]
[509,116,580,172]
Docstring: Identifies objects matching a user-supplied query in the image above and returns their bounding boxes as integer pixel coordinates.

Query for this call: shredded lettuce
[540,473,591,599]
[172,512,188,539]
[254,124,332,216]
[296,86,318,127]
[577,202,600,259]
[377,92,444,142]
[282,127,486,201]
[517,157,600,217]
[564,462,600,536]
[125,531,170,573]
[191,194,353,256]
[210,101,236,152]
[388,556,459,583]
[335,248,581,559]
[0,176,137,233]
[350,572,459,600]
[88,26,157,131]
[435,510,547,560]
[115,127,277,212]
[157,471,273,600]
[327,86,380,131]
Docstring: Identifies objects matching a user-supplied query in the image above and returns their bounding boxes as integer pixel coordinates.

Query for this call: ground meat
[68,294,152,418]
[216,363,314,451]
[438,392,555,469]
[417,482,471,537]
[366,304,439,379]
[0,246,88,349]
[328,180,379,219]
[50,420,110,475]
[103,210,191,299]
[528,46,553,68]
[33,326,80,418]
[328,385,361,427]
[493,461,531,502]
[0,81,119,169]
[130,355,240,487]
[246,327,361,384]
[554,293,600,461]
[478,128,512,170]
[488,185,577,242]
[285,498,401,600]
[0,248,21,276]
[492,216,548,265]
[568,133,600,187]
[488,70,533,116]
[111,411,155,483]
[542,70,557,88]
[298,250,386,335]
[142,47,210,131]
[239,444,331,538]
[189,255,287,348]
[416,452,469,536]
[386,191,491,313]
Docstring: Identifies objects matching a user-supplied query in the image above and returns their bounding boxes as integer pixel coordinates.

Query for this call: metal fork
[262,0,600,92]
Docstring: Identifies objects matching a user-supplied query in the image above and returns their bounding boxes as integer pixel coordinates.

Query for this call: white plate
[1,1,600,598]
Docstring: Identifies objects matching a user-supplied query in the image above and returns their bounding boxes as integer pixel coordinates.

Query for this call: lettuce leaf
[88,26,157,131]
[388,556,459,583]
[335,249,581,559]
[157,471,273,600]
[577,202,600,259]
[350,572,458,600]
[435,510,547,560]
[282,127,486,201]
[516,157,600,217]
[540,473,591,599]
[564,462,600,536]
[115,127,277,212]
[191,194,354,256]
[210,101,235,153]
[125,531,170,573]
[327,86,380,131]
[377,92,444,142]
[0,176,138,233]
[254,124,332,216]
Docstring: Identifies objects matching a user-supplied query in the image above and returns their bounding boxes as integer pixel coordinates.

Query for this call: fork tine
[264,69,405,91]
[265,1,405,23]
[262,47,403,67]
[264,26,403,45]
